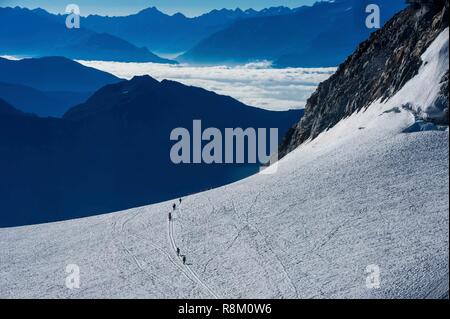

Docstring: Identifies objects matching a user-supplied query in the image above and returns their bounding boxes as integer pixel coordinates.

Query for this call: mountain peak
[137,6,166,16]
[63,75,161,120]
[172,12,186,19]
[129,75,160,85]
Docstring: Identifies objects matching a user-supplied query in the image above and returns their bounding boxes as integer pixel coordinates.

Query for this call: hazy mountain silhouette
[180,0,406,67]
[0,7,176,63]
[0,76,303,227]
[0,82,91,118]
[0,57,121,92]
[0,57,122,116]
[0,98,25,116]
[82,6,303,54]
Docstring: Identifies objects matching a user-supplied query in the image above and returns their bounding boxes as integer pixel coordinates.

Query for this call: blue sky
[0,0,318,17]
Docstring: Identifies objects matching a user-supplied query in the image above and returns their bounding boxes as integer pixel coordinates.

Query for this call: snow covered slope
[0,30,448,299]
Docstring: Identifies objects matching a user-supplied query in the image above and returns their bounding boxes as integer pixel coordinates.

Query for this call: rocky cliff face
[279,0,449,159]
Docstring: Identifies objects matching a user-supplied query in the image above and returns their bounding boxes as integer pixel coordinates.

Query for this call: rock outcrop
[279,0,449,159]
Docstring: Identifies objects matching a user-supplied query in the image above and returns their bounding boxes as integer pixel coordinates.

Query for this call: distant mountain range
[0,5,304,63]
[0,7,176,63]
[0,57,121,117]
[0,75,303,227]
[82,6,304,54]
[180,0,406,67]
[0,2,407,67]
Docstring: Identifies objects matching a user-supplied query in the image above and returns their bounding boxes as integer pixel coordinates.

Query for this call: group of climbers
[169,198,186,265]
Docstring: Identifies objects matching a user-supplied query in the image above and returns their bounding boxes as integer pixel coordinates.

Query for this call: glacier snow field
[0,30,448,299]
[0,105,447,298]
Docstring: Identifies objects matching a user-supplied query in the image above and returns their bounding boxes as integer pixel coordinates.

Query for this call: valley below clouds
[78,60,336,111]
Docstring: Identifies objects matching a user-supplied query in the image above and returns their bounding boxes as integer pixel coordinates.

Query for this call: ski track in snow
[117,207,197,294]
[0,29,448,299]
[168,204,219,299]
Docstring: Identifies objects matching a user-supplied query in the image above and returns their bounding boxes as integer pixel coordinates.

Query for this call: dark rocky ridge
[0,76,303,227]
[437,70,449,124]
[279,0,449,159]
[0,98,24,116]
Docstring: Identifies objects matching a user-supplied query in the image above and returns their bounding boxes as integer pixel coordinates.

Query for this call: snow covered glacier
[0,29,448,299]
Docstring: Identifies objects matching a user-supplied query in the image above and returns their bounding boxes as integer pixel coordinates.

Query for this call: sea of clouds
[77,60,336,111]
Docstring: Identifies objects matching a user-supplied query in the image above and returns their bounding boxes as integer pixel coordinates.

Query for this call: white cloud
[77,60,336,111]
[0,55,21,60]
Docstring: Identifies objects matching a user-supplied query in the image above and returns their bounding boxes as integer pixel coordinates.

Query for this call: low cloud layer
[78,60,336,111]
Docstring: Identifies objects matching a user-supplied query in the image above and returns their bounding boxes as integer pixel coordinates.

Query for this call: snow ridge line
[169,204,220,299]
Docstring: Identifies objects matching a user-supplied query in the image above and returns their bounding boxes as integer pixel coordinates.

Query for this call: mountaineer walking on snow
[169,212,172,221]
[182,255,186,265]
[173,203,176,211]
